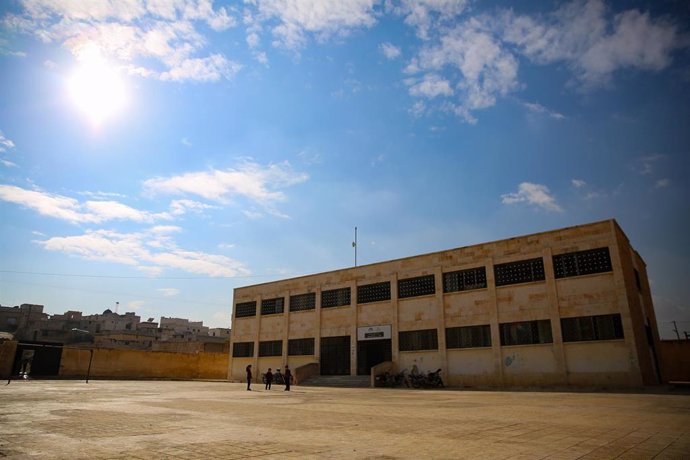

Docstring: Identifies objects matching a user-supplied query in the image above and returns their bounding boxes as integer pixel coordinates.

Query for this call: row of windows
[235,247,613,318]
[232,314,623,356]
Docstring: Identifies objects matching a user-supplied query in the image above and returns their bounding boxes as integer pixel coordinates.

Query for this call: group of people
[245,364,292,391]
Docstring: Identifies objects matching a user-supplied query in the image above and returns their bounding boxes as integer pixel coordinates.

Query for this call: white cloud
[390,0,470,40]
[655,178,671,189]
[157,288,180,297]
[1,159,18,168]
[143,161,309,213]
[379,42,401,59]
[408,18,519,123]
[500,0,681,86]
[218,243,235,250]
[36,228,250,277]
[634,154,666,175]
[181,137,192,147]
[242,209,264,220]
[149,225,182,234]
[127,300,145,310]
[523,102,565,120]
[6,0,240,82]
[248,0,378,49]
[501,182,563,212]
[571,179,587,188]
[0,132,15,152]
[406,73,453,99]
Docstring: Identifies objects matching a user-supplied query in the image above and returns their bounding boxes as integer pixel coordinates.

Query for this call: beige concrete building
[228,220,660,387]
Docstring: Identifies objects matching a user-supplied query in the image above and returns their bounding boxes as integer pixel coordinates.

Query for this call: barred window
[494,258,545,287]
[443,267,487,293]
[235,301,257,318]
[261,297,284,315]
[398,274,435,299]
[258,340,283,357]
[321,287,351,309]
[290,292,316,312]
[232,341,254,357]
[288,338,315,355]
[446,325,492,349]
[500,320,553,346]
[357,282,391,304]
[561,314,624,342]
[399,329,438,351]
[553,247,612,279]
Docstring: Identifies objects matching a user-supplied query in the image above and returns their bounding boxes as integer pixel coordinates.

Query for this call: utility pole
[672,320,680,340]
[352,226,358,267]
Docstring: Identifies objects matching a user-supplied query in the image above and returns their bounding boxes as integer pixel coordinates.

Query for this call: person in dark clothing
[246,364,252,391]
[265,368,273,390]
[284,365,292,391]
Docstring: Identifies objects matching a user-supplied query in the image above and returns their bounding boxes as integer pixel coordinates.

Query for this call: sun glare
[67,47,128,127]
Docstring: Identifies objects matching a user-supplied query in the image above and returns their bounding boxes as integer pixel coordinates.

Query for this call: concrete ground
[1,380,689,459]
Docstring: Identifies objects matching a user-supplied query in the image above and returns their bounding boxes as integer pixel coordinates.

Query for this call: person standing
[265,368,273,390]
[284,365,292,391]
[246,364,252,391]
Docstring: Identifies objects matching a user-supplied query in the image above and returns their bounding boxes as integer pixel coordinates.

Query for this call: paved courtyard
[0,380,689,459]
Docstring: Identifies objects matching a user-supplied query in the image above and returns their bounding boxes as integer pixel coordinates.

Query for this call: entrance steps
[300,375,370,388]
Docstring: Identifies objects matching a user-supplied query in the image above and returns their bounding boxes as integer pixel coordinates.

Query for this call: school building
[227,219,661,387]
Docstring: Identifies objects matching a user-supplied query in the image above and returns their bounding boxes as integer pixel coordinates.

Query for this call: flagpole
[353,226,358,267]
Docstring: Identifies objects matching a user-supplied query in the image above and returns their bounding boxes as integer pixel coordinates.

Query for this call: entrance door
[320,336,351,375]
[12,343,63,377]
[357,339,392,375]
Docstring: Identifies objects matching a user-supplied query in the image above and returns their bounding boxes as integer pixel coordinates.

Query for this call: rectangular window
[288,338,315,355]
[500,320,553,346]
[290,292,316,312]
[446,325,492,349]
[261,297,284,315]
[399,329,438,351]
[232,341,254,357]
[553,247,612,279]
[321,287,351,309]
[258,340,283,357]
[235,301,257,318]
[398,274,435,299]
[357,281,391,304]
[561,314,624,342]
[634,269,642,291]
[443,267,487,293]
[494,258,545,287]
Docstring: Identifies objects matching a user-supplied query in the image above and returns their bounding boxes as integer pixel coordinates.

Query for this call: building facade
[228,220,660,387]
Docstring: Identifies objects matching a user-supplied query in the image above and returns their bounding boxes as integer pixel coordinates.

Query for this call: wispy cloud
[633,154,666,175]
[143,160,308,215]
[0,132,15,151]
[157,288,180,297]
[523,102,565,120]
[655,178,671,189]
[501,182,563,212]
[571,179,587,188]
[1,159,18,168]
[35,228,249,278]
[380,42,401,59]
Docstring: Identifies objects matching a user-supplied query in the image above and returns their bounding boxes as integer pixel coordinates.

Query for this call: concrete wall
[657,340,690,382]
[229,220,659,387]
[60,347,228,380]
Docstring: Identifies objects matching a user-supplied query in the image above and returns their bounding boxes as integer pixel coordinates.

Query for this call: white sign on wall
[357,325,391,341]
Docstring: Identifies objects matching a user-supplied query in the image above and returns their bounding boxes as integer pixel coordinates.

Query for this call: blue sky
[0,0,688,337]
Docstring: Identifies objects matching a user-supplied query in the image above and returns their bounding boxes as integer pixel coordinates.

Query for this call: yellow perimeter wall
[60,347,228,380]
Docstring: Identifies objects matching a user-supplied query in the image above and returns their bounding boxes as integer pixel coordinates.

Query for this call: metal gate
[320,336,351,375]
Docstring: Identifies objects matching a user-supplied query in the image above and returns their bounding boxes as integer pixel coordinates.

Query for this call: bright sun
[67,46,128,127]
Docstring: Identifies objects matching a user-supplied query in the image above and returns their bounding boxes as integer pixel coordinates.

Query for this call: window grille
[235,301,257,318]
[553,247,612,279]
[357,282,391,304]
[443,267,487,293]
[398,274,435,299]
[261,297,284,315]
[499,320,552,346]
[446,325,492,348]
[258,340,283,357]
[232,341,254,357]
[494,258,545,286]
[399,329,438,351]
[290,293,316,312]
[561,314,623,342]
[321,287,351,308]
[288,338,315,355]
